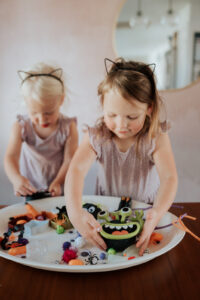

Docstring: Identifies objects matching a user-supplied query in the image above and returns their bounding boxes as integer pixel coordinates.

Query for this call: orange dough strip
[25,203,39,218]
[172,214,200,242]
[8,245,26,256]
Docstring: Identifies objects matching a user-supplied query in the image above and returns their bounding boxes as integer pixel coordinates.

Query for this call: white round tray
[0,195,185,272]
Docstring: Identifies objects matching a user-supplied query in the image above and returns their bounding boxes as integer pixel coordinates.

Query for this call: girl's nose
[117,117,128,128]
[39,115,47,124]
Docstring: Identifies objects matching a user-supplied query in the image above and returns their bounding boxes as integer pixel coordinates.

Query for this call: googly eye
[80,251,90,257]
[88,206,95,213]
[119,207,132,222]
[98,210,107,216]
[97,210,109,221]
[120,207,132,214]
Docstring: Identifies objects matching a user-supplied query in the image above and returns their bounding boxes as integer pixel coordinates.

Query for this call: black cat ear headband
[104,58,156,75]
[17,68,64,88]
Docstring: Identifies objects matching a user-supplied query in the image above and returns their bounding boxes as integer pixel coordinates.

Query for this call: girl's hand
[70,208,107,251]
[14,175,37,196]
[49,181,62,197]
[136,208,159,256]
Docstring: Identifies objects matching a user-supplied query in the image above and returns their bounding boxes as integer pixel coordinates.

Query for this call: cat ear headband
[104,58,156,75]
[17,68,64,88]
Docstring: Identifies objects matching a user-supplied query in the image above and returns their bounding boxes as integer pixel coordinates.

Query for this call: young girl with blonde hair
[65,58,178,255]
[4,63,78,198]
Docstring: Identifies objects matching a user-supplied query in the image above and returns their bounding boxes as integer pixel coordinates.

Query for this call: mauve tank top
[17,114,77,191]
[88,123,169,204]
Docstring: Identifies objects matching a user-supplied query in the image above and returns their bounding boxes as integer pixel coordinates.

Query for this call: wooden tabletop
[0,203,199,300]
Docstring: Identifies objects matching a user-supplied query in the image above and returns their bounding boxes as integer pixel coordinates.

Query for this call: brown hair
[96,58,164,151]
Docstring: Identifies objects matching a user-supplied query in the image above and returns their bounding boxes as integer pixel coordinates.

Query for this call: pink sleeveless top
[88,123,168,204]
[17,114,77,191]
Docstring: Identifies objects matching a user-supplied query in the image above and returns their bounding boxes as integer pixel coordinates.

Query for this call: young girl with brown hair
[65,58,178,255]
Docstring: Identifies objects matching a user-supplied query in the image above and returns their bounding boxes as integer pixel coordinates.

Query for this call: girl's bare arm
[49,121,78,195]
[136,132,178,255]
[152,132,178,218]
[4,122,22,181]
[65,132,106,250]
[4,122,36,195]
[65,132,96,215]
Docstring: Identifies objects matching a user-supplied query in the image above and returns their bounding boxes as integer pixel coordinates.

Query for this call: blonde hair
[97,58,164,152]
[19,62,65,102]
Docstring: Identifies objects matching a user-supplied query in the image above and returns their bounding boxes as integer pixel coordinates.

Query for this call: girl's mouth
[41,123,49,128]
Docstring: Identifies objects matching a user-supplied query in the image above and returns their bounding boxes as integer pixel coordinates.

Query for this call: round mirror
[115,0,200,90]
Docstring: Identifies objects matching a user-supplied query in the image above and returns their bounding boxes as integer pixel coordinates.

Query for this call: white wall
[115,0,200,90]
[176,3,191,88]
[0,0,120,205]
[149,44,169,90]
[0,0,200,204]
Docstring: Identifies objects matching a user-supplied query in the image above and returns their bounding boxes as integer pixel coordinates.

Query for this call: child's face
[25,97,63,128]
[103,88,151,140]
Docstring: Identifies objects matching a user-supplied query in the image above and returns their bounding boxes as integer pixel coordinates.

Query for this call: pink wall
[0,0,199,204]
[161,81,200,203]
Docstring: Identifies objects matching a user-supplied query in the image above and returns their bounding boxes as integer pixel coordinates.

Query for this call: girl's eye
[44,112,53,116]
[108,114,116,118]
[127,116,138,120]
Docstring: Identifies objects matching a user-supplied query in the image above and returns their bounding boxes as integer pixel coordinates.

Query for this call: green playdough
[56,225,65,234]
[99,208,144,252]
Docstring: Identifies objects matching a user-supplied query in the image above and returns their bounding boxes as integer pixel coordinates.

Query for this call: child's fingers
[136,229,151,256]
[48,188,54,196]
[93,233,107,250]
[90,235,107,251]
[78,213,107,250]
[85,228,107,250]
[17,182,36,196]
[50,189,60,197]
[48,185,53,192]
[49,184,61,196]
[51,190,55,197]
[54,187,61,196]
[23,185,35,195]
[87,218,107,250]
[16,184,35,196]
[87,214,102,232]
[138,238,149,256]
[136,229,150,246]
[25,182,37,193]
[136,232,146,248]
[17,187,30,196]
[49,187,55,196]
